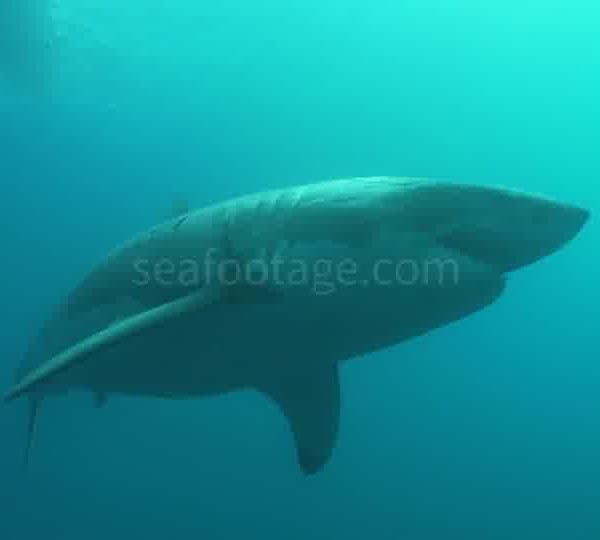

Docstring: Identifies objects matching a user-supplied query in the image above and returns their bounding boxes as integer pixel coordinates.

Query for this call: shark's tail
[23,397,41,471]
[0,0,53,96]
[15,327,49,473]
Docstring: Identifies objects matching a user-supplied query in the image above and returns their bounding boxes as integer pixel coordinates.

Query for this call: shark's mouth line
[438,227,512,273]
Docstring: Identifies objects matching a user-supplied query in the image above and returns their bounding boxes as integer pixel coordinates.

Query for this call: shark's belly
[41,233,507,399]
[65,261,505,399]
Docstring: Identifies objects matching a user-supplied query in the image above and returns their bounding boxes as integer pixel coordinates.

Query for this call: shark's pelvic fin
[258,364,341,475]
[4,288,224,403]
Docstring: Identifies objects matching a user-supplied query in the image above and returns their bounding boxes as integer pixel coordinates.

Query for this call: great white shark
[5,177,590,474]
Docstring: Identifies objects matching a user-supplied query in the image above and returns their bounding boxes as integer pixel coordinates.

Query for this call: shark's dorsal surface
[5,177,590,474]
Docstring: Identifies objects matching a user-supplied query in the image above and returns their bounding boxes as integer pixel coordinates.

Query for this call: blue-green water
[1,1,598,538]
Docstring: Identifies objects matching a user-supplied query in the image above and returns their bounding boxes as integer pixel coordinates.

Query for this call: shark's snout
[409,183,591,273]
[557,204,590,244]
[507,198,590,271]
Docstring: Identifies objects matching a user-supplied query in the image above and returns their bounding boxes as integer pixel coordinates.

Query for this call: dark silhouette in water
[5,177,590,474]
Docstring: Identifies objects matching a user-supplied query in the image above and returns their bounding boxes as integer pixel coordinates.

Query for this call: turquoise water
[1,1,598,538]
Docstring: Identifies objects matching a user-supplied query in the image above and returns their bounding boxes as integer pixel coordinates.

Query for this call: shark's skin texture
[6,177,590,474]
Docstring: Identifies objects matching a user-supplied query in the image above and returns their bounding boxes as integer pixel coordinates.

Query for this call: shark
[4,177,590,474]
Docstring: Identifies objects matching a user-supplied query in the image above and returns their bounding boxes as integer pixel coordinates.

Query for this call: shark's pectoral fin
[258,363,341,475]
[4,287,224,403]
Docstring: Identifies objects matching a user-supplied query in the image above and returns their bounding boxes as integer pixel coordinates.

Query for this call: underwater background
[1,1,598,538]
